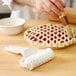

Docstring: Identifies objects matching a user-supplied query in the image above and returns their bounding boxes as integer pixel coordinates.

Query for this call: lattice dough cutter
[5,46,54,70]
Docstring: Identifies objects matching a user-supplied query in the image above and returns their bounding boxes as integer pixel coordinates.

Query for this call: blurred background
[0,0,10,19]
[0,0,76,19]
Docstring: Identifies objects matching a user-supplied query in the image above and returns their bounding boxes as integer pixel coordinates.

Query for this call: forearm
[13,0,35,7]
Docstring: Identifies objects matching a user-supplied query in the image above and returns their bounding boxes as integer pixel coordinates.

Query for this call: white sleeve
[1,0,13,9]
[1,0,26,18]
[1,0,24,10]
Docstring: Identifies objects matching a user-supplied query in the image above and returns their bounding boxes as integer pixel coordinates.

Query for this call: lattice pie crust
[24,24,76,48]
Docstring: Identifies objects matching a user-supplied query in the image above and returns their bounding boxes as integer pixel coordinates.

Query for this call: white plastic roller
[5,46,54,70]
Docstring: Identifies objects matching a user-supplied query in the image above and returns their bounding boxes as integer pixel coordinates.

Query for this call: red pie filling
[39,41,43,43]
[26,34,28,36]
[44,34,47,36]
[65,35,68,37]
[62,32,64,35]
[51,34,53,36]
[47,40,50,44]
[58,30,61,32]
[66,39,68,42]
[51,38,53,41]
[58,39,60,41]
[44,25,47,27]
[37,28,39,30]
[30,36,35,40]
[40,29,43,31]
[40,26,43,28]
[54,40,56,43]
[44,30,47,32]
[43,38,47,41]
[47,29,50,31]
[62,37,65,39]
[51,27,54,29]
[47,36,50,38]
[27,31,31,33]
[47,32,50,34]
[55,26,57,28]
[33,38,38,41]
[58,34,61,37]
[51,30,53,32]
[61,41,64,43]
[41,32,43,34]
[39,36,43,39]
[55,32,57,34]
[54,36,57,39]
[36,34,40,37]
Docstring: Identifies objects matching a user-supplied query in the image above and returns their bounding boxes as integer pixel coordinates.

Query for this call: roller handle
[59,12,73,38]
[59,12,69,25]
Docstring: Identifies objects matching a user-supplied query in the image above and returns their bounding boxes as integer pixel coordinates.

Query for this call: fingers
[50,0,65,11]
[34,0,66,17]
[42,3,58,17]
[58,0,66,8]
[43,0,61,16]
[33,6,58,17]
[46,10,58,17]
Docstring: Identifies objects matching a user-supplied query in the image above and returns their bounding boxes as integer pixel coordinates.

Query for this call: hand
[33,0,66,17]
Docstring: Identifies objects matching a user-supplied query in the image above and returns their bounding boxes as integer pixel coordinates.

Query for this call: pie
[24,24,76,48]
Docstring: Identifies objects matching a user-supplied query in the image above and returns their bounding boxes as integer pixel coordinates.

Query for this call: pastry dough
[24,24,76,48]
